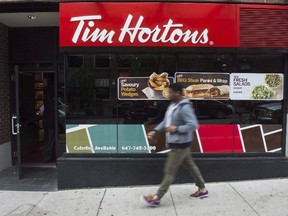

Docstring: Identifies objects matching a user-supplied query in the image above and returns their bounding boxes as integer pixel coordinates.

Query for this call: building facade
[0,0,288,189]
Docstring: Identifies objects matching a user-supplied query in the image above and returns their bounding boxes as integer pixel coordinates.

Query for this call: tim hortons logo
[70,14,209,45]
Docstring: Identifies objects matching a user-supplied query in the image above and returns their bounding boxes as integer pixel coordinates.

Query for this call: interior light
[28,15,37,20]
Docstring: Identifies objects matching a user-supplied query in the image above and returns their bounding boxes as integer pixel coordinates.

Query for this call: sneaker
[140,194,160,207]
[189,189,209,199]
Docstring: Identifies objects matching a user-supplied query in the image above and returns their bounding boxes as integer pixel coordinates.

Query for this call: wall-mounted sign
[230,73,283,100]
[60,2,238,47]
[175,72,230,100]
[118,72,173,100]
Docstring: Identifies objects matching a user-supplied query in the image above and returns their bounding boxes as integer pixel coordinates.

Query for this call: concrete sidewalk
[0,178,287,216]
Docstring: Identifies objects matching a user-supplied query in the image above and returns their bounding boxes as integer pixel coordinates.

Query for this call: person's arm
[177,104,199,133]
[147,113,167,140]
[154,119,166,133]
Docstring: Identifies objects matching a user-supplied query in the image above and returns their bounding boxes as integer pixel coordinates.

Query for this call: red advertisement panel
[198,125,243,153]
[60,2,239,47]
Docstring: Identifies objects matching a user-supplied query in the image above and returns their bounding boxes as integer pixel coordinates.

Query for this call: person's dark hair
[169,83,183,95]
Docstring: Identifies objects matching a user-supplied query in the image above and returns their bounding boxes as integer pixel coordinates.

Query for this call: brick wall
[0,23,10,145]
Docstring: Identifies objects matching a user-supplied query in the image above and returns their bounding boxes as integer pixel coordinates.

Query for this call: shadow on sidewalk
[0,165,57,191]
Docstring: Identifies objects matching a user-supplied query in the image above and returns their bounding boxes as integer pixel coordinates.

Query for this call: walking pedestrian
[141,83,208,207]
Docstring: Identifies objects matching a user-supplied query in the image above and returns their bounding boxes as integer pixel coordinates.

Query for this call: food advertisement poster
[175,72,230,99]
[118,72,173,100]
[230,73,283,100]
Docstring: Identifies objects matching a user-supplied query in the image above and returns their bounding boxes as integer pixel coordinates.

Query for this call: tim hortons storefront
[57,2,288,189]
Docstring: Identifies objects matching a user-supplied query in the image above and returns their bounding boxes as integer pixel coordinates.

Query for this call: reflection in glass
[94,55,111,68]
[65,54,117,124]
[66,55,84,68]
[233,101,283,124]
[236,55,282,73]
[178,54,233,72]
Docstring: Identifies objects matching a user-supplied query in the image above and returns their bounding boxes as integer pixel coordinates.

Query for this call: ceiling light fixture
[28,15,37,20]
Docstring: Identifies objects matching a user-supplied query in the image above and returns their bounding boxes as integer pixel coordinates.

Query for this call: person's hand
[165,125,177,133]
[147,131,156,140]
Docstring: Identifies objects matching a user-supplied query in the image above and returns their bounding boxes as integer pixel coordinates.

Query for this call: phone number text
[121,146,156,151]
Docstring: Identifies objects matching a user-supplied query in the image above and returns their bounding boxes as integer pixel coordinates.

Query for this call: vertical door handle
[11,115,19,135]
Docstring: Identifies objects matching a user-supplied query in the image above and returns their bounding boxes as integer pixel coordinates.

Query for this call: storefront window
[64,53,284,155]
[232,55,283,153]
[236,55,282,73]
[177,54,233,72]
[65,54,116,120]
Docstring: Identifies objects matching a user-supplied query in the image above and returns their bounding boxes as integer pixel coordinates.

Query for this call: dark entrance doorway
[20,71,56,164]
[11,66,57,179]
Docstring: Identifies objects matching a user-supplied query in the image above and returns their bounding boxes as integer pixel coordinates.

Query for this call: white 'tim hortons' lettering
[71,15,115,44]
[70,14,209,45]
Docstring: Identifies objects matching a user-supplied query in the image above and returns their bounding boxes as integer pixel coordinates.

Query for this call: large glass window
[236,55,282,73]
[64,53,284,155]
[177,54,233,72]
[232,55,283,153]
[65,54,117,121]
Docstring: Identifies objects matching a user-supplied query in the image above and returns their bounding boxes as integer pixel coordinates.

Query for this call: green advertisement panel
[66,124,155,153]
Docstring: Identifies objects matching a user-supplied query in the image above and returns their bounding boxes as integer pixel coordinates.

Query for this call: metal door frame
[11,65,22,178]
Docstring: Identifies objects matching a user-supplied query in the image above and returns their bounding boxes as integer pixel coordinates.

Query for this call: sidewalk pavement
[1,178,287,216]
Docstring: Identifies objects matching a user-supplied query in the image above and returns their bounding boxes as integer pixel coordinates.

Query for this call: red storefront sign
[60,2,239,47]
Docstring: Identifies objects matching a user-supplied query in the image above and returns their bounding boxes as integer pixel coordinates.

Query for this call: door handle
[11,115,20,135]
